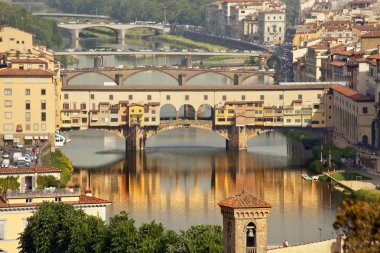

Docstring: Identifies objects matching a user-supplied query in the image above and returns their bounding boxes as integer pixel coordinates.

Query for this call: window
[147,95,152,101]
[286,119,291,123]
[41,112,46,122]
[152,117,156,122]
[41,123,46,131]
[279,27,281,32]
[260,95,264,100]
[64,94,69,99]
[129,95,133,100]
[41,89,46,95]
[26,198,32,203]
[304,119,311,123]
[80,103,86,110]
[313,104,320,109]
[63,103,69,110]
[109,95,114,100]
[41,101,46,110]
[279,95,283,100]
[3,124,13,131]
[111,118,118,122]
[55,197,61,202]
[222,95,227,101]
[317,94,322,99]
[241,95,246,100]
[33,124,39,131]
[166,95,170,100]
[144,117,149,122]
[185,95,189,100]
[0,220,5,240]
[295,119,301,123]
[363,107,368,113]
[4,112,12,119]
[0,37,2,42]
[267,27,270,32]
[25,89,30,95]
[72,103,77,110]
[25,124,30,131]
[4,100,11,107]
[298,94,302,100]
[204,95,208,100]
[25,101,30,110]
[4,88,11,95]
[90,94,95,100]
[25,112,31,122]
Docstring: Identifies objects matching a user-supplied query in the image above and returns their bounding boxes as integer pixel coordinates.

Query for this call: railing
[5,188,81,198]
[246,247,257,253]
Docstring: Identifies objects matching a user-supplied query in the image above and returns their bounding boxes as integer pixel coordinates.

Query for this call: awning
[40,136,48,140]
[34,136,39,140]
[3,134,14,140]
[13,138,19,142]
[24,136,33,140]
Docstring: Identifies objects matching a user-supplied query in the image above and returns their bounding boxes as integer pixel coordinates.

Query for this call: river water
[61,129,343,246]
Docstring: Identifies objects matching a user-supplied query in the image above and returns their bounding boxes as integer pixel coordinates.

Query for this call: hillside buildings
[205,0,286,43]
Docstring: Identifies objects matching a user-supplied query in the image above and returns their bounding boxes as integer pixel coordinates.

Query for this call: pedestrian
[285,240,289,247]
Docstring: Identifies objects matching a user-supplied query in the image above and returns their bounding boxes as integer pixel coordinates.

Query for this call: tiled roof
[11,59,47,64]
[361,31,380,38]
[0,167,61,175]
[218,193,272,208]
[329,61,346,67]
[367,53,380,60]
[0,195,111,209]
[331,84,374,102]
[0,68,55,77]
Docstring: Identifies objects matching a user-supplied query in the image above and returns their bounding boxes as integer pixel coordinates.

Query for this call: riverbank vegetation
[0,176,20,191]
[44,0,215,25]
[20,202,223,253]
[50,150,74,185]
[150,34,229,50]
[0,2,62,48]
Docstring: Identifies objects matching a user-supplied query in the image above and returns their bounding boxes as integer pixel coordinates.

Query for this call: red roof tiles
[331,84,374,102]
[218,193,272,208]
[0,167,61,175]
[0,68,55,77]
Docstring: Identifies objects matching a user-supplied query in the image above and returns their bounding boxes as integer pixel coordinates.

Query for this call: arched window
[362,135,369,145]
[246,222,256,250]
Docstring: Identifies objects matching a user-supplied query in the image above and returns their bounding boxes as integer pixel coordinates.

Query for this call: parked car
[17,160,31,167]
[13,142,23,149]
[2,153,9,159]
[1,159,10,168]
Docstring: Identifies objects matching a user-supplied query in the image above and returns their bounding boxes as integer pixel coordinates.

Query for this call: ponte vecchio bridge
[62,65,274,86]
[60,83,336,150]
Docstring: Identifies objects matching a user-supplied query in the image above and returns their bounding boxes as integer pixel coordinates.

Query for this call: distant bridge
[33,12,110,19]
[61,66,275,86]
[58,23,170,48]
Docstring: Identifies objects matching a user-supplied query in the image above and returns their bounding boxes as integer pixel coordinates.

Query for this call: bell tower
[218,192,271,253]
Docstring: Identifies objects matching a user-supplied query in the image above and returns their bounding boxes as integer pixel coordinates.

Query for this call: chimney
[85,189,92,197]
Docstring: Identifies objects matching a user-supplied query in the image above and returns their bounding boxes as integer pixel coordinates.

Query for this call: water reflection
[64,130,342,245]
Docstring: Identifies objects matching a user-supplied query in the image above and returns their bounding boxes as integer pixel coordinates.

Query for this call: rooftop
[0,167,61,175]
[0,68,55,77]
[218,192,272,208]
[331,84,374,102]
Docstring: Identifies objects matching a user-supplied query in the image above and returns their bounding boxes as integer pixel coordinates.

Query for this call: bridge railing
[160,119,212,127]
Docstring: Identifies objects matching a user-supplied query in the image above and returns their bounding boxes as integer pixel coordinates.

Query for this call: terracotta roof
[0,195,111,209]
[11,59,47,64]
[329,61,346,67]
[361,31,380,38]
[0,68,55,77]
[331,84,374,102]
[118,100,129,104]
[0,167,61,175]
[218,193,272,208]
[367,53,380,60]
[147,102,160,106]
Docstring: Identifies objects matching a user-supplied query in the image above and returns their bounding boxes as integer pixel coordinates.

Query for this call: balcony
[5,188,81,199]
[246,247,257,253]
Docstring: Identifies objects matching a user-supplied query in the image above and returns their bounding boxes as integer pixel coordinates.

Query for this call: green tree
[19,202,106,253]
[104,211,139,253]
[178,225,223,253]
[36,175,61,189]
[333,199,380,253]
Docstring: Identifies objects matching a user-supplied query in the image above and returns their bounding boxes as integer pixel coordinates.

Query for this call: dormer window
[55,197,61,202]
[19,64,24,70]
[26,198,32,203]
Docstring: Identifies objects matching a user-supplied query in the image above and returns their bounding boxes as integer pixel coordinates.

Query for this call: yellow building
[0,68,58,145]
[128,103,145,126]
[0,188,111,253]
[0,26,33,53]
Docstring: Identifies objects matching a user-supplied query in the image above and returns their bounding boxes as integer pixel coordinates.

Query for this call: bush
[353,189,380,202]
[309,160,325,174]
[0,176,20,190]
[36,175,61,189]
[51,150,74,185]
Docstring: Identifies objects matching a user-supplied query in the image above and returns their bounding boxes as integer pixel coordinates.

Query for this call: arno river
[61,129,343,246]
[61,37,343,246]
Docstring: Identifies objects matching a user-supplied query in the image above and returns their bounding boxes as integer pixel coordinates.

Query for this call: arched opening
[160,104,177,120]
[362,135,369,145]
[246,222,257,249]
[68,73,114,85]
[241,75,274,85]
[124,71,178,86]
[197,104,213,120]
[178,104,196,120]
[187,73,233,86]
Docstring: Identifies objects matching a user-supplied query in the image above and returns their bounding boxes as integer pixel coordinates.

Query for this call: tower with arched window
[218,193,271,253]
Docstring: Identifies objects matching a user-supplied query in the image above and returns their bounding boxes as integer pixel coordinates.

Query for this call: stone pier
[226,126,248,150]
[125,125,147,151]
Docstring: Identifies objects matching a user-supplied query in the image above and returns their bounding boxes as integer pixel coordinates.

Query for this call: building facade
[257,10,285,44]
[0,26,33,53]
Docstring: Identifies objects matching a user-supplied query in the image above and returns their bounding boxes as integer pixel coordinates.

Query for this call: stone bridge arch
[65,72,116,85]
[123,70,178,85]
[186,71,234,85]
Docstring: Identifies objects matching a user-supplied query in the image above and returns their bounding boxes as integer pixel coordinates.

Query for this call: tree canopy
[334,199,380,253]
[19,202,223,253]
[0,2,63,48]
